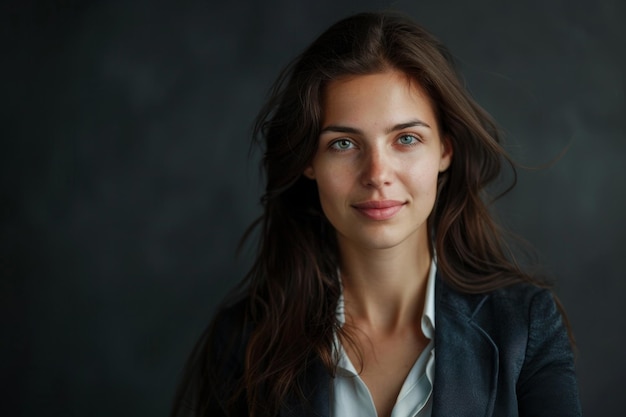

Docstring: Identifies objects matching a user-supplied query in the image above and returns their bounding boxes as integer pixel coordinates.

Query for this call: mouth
[351,200,406,220]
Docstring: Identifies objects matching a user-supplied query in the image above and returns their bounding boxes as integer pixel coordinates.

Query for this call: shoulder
[212,297,250,337]
[483,282,558,323]
[436,274,554,323]
[170,297,252,417]
[436,275,569,353]
[209,296,253,365]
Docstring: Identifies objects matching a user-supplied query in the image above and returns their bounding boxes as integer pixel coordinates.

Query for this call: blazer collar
[432,275,499,417]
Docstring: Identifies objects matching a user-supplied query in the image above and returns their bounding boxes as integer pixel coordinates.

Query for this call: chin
[345,230,417,251]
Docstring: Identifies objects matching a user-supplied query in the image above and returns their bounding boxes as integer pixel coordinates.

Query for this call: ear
[303,165,316,179]
[439,136,453,172]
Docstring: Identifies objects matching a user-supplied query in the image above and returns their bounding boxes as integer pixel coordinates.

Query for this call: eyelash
[328,134,421,152]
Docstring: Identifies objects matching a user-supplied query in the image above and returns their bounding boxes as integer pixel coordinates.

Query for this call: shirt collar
[422,256,437,339]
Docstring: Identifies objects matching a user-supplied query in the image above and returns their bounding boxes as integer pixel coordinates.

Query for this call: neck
[338,236,432,332]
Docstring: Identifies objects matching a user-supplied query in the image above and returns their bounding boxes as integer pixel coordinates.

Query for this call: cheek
[315,163,353,193]
[314,170,354,223]
[316,173,347,206]
[405,160,441,189]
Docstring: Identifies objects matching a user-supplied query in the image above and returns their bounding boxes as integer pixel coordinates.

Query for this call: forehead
[321,70,438,129]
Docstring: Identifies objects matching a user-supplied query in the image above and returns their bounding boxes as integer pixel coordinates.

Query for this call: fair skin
[304,69,452,417]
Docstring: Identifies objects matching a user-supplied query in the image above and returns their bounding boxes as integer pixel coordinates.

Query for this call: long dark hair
[171,11,565,417]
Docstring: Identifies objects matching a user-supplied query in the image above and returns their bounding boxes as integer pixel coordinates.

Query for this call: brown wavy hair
[171,11,565,417]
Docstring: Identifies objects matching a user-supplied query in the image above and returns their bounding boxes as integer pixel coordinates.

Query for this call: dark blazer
[194,275,581,417]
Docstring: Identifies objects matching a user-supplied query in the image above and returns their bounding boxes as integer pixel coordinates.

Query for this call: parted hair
[171,11,562,417]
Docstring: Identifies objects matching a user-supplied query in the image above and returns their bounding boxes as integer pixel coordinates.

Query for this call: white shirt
[332,259,437,417]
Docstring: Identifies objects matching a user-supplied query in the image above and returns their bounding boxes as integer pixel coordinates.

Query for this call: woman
[171,11,581,417]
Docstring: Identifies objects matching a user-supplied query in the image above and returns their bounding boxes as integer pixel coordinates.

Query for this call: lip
[352,200,405,220]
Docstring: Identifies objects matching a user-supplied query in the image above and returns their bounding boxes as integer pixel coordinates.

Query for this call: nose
[361,147,392,188]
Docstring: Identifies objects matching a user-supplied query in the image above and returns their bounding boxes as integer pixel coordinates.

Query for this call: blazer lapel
[432,277,499,417]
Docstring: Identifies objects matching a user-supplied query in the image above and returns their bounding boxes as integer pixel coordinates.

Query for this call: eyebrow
[320,119,431,135]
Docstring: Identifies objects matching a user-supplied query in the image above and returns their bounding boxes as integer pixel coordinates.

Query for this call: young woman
[171,11,581,417]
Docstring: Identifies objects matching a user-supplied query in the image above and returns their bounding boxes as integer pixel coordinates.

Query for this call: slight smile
[351,200,406,221]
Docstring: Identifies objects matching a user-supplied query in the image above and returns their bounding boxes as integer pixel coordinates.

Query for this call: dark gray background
[2,0,624,415]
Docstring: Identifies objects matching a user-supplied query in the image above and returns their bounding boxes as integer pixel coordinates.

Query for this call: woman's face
[304,70,452,253]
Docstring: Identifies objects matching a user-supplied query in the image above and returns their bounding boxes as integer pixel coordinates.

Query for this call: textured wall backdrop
[2,0,625,415]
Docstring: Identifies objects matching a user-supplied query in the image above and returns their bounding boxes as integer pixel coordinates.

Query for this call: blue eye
[398,134,418,145]
[330,139,355,151]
